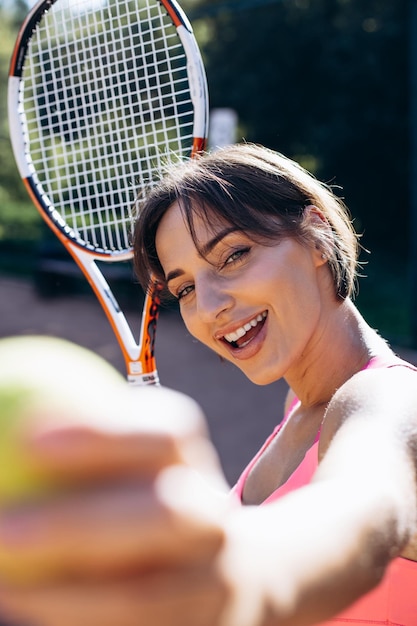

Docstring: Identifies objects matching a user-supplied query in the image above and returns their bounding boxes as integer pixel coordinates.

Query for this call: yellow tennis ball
[0,335,130,582]
[0,334,209,584]
[0,335,126,505]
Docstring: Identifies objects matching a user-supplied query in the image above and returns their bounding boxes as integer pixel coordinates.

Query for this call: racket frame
[8,0,209,385]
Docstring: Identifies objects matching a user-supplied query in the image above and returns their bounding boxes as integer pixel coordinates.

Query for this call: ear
[304,205,329,226]
[303,205,332,267]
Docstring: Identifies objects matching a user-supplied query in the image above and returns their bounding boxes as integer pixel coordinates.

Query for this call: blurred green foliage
[0,0,408,250]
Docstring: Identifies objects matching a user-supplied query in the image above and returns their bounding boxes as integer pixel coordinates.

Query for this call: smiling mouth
[222,311,268,349]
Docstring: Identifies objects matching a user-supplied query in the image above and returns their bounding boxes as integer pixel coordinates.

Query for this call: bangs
[172,171,306,258]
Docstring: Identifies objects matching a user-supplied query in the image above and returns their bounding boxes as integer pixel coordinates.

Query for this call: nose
[195,275,234,323]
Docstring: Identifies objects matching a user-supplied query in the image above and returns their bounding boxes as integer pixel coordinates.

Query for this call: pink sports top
[232,355,417,625]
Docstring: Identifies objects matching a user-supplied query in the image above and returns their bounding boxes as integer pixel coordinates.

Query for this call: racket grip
[128,283,161,386]
[127,370,160,386]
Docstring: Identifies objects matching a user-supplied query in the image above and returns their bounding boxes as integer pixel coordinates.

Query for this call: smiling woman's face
[155,201,329,385]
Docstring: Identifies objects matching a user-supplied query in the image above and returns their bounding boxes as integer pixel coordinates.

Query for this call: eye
[176,284,194,301]
[222,247,250,268]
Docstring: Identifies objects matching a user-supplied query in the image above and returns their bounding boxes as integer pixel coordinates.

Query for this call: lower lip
[221,317,268,360]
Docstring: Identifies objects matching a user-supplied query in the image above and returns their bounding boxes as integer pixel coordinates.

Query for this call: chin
[242,367,282,386]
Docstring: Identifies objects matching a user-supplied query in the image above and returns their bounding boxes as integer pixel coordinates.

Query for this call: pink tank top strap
[364,353,417,371]
[231,394,301,502]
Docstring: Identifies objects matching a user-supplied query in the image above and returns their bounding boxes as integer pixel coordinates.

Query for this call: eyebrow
[199,226,240,256]
[165,226,240,285]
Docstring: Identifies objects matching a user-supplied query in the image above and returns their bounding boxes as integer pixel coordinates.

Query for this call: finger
[0,564,230,626]
[0,469,228,584]
[25,425,188,482]
[23,387,227,488]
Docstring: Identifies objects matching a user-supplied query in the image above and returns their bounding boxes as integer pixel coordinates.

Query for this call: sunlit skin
[156,201,378,406]
[1,148,417,626]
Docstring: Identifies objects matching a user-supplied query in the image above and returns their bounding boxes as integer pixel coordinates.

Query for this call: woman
[0,143,416,626]
[132,143,417,624]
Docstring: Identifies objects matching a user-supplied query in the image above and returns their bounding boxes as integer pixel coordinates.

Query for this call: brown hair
[133,143,360,300]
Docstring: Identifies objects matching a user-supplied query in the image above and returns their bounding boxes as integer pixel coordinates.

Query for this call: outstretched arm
[0,370,416,626]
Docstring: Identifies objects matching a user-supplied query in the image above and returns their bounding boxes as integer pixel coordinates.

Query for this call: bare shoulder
[320,363,417,465]
[316,363,417,560]
[316,363,417,552]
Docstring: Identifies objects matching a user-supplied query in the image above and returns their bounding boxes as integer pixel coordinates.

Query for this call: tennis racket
[8,0,209,386]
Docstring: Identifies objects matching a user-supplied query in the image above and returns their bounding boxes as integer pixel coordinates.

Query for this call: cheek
[179,307,208,345]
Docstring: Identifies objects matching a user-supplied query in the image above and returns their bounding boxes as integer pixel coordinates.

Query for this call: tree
[189,0,408,255]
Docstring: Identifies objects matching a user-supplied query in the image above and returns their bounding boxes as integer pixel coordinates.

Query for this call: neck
[284,298,392,407]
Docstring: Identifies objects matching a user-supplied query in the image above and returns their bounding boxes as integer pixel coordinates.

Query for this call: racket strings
[21,0,195,253]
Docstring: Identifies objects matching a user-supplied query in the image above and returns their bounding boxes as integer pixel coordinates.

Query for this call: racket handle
[127,370,160,386]
[127,284,161,386]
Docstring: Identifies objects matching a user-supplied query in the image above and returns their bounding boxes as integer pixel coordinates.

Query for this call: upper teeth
[224,312,267,343]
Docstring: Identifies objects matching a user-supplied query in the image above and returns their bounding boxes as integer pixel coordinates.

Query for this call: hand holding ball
[0,335,216,584]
